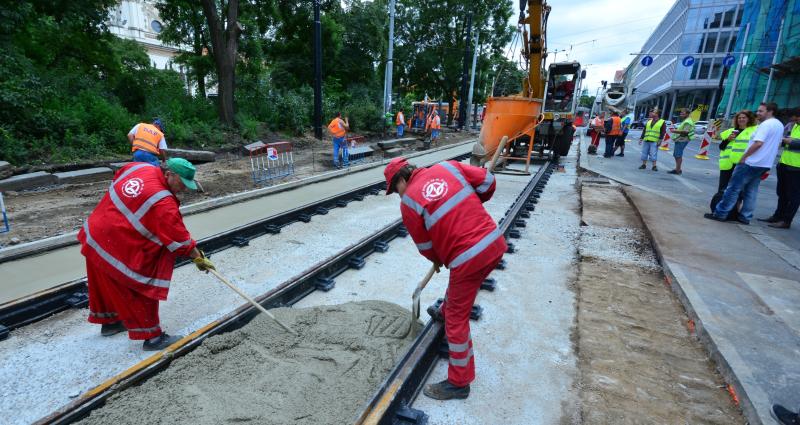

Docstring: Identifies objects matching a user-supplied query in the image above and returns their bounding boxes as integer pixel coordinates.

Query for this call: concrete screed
[0,190,408,424]
[296,157,583,424]
[76,301,421,425]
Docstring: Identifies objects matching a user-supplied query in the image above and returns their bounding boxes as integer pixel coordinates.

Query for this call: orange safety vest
[131,123,164,155]
[396,112,405,126]
[327,118,346,138]
[431,116,441,130]
[608,116,622,136]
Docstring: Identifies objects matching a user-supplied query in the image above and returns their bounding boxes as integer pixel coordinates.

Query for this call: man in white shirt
[706,102,784,224]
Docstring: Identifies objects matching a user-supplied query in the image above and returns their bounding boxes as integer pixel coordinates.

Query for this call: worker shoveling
[76,301,421,425]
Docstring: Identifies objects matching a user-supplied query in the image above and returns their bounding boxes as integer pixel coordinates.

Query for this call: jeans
[604,135,618,157]
[333,136,349,167]
[431,129,440,140]
[132,150,160,167]
[640,141,658,162]
[673,141,689,158]
[397,124,404,137]
[773,163,800,224]
[714,163,769,222]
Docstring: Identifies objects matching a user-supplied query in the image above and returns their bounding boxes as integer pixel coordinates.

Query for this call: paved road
[581,129,800,251]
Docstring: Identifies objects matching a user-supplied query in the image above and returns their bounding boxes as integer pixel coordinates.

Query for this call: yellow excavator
[471,0,583,174]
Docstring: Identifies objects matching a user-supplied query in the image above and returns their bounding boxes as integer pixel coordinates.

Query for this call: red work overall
[400,161,506,387]
[78,163,196,339]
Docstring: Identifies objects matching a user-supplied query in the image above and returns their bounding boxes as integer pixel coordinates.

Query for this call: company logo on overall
[422,178,448,201]
[121,178,144,198]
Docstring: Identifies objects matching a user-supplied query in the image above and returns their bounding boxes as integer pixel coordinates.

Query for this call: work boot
[638,164,646,170]
[768,221,791,229]
[652,165,658,171]
[143,333,182,351]
[100,322,126,337]
[771,404,799,425]
[423,379,470,400]
[704,213,727,223]
[758,216,780,223]
[427,304,444,323]
[616,153,624,157]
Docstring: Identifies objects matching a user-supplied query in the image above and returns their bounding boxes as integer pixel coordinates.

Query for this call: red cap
[384,157,409,194]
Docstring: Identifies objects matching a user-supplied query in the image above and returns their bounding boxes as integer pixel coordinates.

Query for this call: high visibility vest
[328,118,346,138]
[131,123,163,155]
[676,118,695,141]
[780,124,800,168]
[396,112,405,126]
[643,119,665,142]
[728,126,756,166]
[718,129,734,171]
[608,116,622,136]
[431,116,441,130]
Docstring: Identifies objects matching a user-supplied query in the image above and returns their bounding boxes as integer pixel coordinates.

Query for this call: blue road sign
[641,56,654,67]
[682,56,695,67]
[722,55,735,67]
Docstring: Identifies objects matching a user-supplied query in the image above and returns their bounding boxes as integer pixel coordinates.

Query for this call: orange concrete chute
[474,96,542,163]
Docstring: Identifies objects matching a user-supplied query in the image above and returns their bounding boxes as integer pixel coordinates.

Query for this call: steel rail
[0,153,471,337]
[353,161,554,425]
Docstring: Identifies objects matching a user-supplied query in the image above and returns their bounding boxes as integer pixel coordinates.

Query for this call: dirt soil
[77,300,421,425]
[0,131,473,247]
[572,183,743,424]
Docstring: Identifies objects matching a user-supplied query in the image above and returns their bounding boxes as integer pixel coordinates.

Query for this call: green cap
[166,158,198,190]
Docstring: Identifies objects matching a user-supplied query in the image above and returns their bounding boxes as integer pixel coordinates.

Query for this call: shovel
[208,269,297,335]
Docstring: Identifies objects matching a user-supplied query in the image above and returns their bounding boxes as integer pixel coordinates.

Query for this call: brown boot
[768,221,791,229]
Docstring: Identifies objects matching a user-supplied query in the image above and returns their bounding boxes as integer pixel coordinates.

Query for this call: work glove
[193,250,216,272]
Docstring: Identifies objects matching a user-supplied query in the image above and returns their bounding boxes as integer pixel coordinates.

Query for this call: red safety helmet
[384,157,409,195]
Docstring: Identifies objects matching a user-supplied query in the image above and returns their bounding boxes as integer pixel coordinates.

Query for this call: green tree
[156,0,214,98]
[579,95,596,108]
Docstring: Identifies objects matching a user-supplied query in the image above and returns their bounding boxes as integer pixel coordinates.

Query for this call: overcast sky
[511,0,676,95]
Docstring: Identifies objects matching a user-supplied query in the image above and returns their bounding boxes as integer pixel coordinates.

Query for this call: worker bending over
[78,158,215,351]
[396,109,405,137]
[328,112,350,169]
[384,157,506,400]
[128,118,167,167]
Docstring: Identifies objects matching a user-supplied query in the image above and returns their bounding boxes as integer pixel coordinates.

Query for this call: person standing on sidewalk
[615,112,631,157]
[712,111,757,218]
[705,102,784,225]
[669,108,695,175]
[327,112,350,169]
[639,109,665,171]
[760,108,800,229]
[604,111,622,158]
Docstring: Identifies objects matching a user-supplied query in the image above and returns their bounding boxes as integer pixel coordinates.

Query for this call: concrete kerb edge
[619,186,759,425]
[0,139,475,262]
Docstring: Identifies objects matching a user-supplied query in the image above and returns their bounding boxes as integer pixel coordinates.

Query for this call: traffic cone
[695,129,711,160]
[659,130,672,151]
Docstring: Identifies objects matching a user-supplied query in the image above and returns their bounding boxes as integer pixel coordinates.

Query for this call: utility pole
[458,12,473,129]
[763,18,784,103]
[313,0,322,139]
[382,0,396,119]
[723,23,749,120]
[465,31,480,130]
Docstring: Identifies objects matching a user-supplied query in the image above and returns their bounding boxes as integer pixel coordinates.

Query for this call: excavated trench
[77,301,421,425]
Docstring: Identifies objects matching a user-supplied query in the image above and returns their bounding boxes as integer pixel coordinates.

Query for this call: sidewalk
[624,186,800,425]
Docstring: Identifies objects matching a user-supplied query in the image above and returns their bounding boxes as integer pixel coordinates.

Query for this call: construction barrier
[245,141,295,185]
[695,129,712,160]
[659,128,673,151]
[0,192,9,233]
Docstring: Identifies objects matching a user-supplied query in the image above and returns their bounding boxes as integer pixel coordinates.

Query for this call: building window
[151,20,163,34]
[698,58,712,79]
[686,8,700,31]
[681,33,703,53]
[709,10,722,29]
[717,32,731,53]
[735,6,743,26]
[722,7,735,27]
[704,32,718,53]
[710,58,722,80]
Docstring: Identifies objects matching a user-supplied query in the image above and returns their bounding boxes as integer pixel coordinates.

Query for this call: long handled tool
[208,269,297,335]
[405,139,508,335]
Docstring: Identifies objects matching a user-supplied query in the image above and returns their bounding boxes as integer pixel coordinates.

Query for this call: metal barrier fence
[245,141,294,185]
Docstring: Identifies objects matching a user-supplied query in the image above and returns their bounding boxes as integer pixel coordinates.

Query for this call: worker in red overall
[384,157,506,400]
[78,158,216,351]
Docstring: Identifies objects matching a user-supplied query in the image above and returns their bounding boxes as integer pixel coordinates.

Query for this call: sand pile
[78,301,421,425]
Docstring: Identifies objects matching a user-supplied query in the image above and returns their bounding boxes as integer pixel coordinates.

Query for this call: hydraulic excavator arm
[520,0,549,99]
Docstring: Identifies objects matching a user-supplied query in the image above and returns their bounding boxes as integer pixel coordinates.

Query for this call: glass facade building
[624,0,745,121]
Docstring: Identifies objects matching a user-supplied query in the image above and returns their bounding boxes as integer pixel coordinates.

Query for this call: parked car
[695,120,708,135]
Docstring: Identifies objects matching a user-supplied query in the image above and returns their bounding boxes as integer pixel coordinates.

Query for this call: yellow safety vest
[719,129,734,171]
[780,124,800,168]
[643,119,665,142]
[718,126,756,170]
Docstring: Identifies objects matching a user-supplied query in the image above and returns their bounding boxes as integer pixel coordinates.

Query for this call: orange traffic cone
[695,130,711,160]
[659,130,672,151]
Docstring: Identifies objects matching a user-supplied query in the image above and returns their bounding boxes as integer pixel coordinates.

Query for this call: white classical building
[107,0,179,70]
